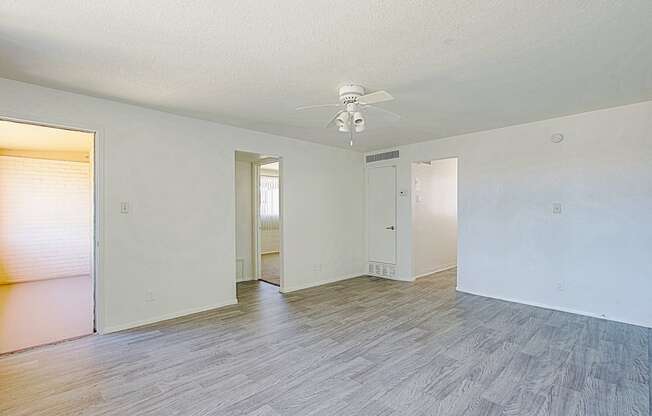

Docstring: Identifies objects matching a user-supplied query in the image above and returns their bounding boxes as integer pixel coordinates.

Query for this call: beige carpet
[260,253,280,286]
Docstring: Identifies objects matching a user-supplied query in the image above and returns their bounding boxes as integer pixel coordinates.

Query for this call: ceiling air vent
[366,150,399,163]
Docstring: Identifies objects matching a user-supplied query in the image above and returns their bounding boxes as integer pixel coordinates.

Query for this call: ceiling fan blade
[325,110,345,128]
[363,105,401,123]
[295,103,341,111]
[358,90,394,105]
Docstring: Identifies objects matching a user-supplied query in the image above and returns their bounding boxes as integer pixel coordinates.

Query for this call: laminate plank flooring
[260,253,280,286]
[0,268,649,415]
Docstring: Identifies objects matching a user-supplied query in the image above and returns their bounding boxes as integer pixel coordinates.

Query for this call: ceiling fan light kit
[352,111,364,125]
[296,84,399,146]
[336,111,350,132]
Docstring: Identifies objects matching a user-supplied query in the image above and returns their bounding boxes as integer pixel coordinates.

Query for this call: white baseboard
[100,298,239,334]
[378,275,414,282]
[413,264,457,280]
[457,287,651,329]
[281,272,363,293]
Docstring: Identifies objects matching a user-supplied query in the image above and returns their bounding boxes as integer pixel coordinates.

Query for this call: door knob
[385,226,395,230]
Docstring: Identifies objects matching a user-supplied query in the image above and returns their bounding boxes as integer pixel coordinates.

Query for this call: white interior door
[367,166,397,264]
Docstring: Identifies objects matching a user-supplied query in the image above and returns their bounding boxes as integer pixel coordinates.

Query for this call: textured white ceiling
[0,120,92,151]
[1,1,651,151]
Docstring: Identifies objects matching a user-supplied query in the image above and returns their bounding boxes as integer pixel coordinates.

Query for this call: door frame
[366,164,397,265]
[0,113,105,334]
[251,157,284,290]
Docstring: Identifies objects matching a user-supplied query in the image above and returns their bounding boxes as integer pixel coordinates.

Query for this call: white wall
[0,156,91,283]
[411,159,457,277]
[261,229,280,254]
[371,100,652,328]
[260,167,278,176]
[0,78,366,333]
[235,160,254,281]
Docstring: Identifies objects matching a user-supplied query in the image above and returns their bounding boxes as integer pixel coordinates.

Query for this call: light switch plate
[120,201,129,214]
[552,203,562,214]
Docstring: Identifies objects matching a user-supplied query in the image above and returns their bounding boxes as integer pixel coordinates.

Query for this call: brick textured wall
[0,156,91,284]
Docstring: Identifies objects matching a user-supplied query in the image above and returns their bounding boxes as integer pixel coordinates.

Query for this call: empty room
[0,2,650,416]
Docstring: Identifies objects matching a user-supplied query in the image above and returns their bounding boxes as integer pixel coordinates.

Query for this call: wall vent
[368,262,396,278]
[366,150,399,163]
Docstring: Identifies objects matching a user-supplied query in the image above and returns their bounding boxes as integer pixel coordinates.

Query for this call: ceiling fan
[296,85,400,146]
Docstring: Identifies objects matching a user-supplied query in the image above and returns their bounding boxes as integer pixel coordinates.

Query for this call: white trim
[277,157,285,291]
[457,287,651,329]
[280,273,363,293]
[102,298,238,334]
[252,162,262,280]
[413,264,457,280]
[379,274,414,282]
[93,127,107,334]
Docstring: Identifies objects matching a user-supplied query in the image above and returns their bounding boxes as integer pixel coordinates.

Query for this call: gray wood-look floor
[261,253,280,286]
[1,269,650,415]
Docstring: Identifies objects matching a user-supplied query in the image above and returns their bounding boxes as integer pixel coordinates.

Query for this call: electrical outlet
[556,282,564,292]
[145,290,155,302]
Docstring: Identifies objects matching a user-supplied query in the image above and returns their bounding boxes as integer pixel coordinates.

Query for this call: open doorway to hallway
[257,160,281,286]
[0,119,95,354]
[234,151,283,293]
[411,158,458,281]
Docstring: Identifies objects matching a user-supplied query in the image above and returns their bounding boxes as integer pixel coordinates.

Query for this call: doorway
[411,158,458,280]
[0,119,95,354]
[234,151,283,291]
[256,160,281,286]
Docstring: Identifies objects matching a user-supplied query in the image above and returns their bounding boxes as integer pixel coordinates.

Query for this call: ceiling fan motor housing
[339,85,365,104]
